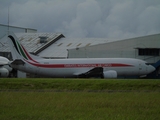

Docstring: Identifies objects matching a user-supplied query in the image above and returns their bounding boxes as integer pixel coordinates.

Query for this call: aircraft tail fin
[152,60,160,68]
[7,32,38,63]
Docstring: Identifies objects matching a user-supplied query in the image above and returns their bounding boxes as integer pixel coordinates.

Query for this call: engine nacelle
[0,67,9,77]
[103,70,117,78]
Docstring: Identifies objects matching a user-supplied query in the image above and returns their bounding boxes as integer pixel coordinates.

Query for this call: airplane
[0,56,12,77]
[7,32,156,78]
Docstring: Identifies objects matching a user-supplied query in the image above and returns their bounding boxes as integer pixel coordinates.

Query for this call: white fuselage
[11,58,155,78]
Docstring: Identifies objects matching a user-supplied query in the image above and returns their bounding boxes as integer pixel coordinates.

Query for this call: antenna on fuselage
[7,7,10,35]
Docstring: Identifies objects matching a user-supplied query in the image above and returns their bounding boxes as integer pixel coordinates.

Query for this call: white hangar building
[68,34,160,64]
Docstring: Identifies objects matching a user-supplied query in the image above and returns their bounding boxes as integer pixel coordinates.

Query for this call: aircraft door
[139,62,143,75]
[139,61,147,75]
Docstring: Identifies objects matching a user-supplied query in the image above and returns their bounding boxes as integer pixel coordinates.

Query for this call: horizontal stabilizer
[0,63,8,66]
[11,59,25,65]
[0,62,9,65]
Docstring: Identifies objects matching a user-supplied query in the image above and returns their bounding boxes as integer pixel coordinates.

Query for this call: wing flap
[76,67,103,78]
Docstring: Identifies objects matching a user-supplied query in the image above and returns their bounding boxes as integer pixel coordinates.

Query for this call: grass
[0,78,160,91]
[0,78,160,120]
[0,92,160,120]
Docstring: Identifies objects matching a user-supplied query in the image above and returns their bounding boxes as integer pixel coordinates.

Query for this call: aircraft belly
[38,68,85,77]
[106,67,139,76]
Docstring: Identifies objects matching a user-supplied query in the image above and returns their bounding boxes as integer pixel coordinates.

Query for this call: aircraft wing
[75,67,103,78]
[10,59,25,65]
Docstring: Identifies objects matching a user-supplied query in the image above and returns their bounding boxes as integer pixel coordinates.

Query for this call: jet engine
[103,70,117,78]
[0,67,9,77]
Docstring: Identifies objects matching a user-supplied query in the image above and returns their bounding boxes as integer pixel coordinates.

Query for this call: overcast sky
[0,0,160,39]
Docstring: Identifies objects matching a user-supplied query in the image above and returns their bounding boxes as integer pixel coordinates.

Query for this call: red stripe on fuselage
[26,61,133,68]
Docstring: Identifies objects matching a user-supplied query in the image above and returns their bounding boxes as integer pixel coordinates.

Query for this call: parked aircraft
[0,56,12,77]
[7,32,155,78]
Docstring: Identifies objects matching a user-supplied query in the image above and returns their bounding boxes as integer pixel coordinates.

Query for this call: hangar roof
[0,32,110,58]
[0,32,64,54]
[38,37,110,58]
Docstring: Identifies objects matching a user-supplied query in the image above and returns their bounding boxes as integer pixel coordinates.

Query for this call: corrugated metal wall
[68,33,160,63]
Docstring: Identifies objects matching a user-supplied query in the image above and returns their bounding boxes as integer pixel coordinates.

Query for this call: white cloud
[0,0,160,39]
[63,0,102,37]
[137,5,160,35]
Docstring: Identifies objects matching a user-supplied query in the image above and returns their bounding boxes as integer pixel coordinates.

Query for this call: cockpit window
[145,63,150,65]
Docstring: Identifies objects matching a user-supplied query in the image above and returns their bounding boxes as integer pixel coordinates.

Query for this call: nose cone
[148,65,156,74]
